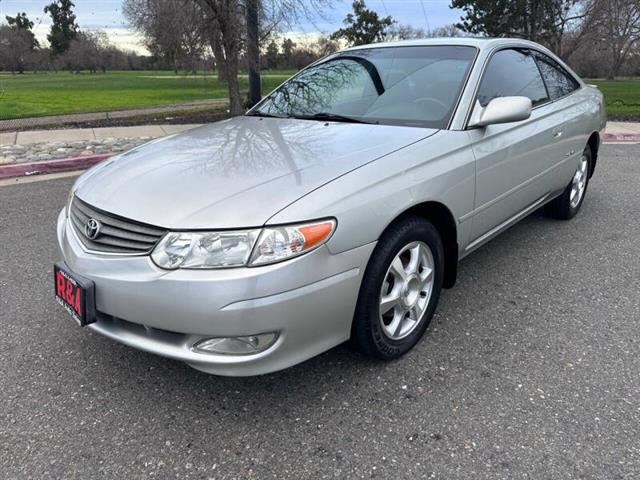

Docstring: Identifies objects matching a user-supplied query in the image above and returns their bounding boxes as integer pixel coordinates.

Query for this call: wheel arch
[391,201,459,289]
[587,131,600,177]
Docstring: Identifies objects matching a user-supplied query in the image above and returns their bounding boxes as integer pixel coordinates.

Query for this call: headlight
[151,230,260,269]
[248,219,336,266]
[151,219,335,270]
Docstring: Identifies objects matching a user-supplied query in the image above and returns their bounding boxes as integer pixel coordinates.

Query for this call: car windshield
[250,45,477,129]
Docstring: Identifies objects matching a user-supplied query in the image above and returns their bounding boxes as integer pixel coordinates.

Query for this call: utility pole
[246,0,261,107]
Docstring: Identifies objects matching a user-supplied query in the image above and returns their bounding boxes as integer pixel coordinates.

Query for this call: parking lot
[1,144,639,479]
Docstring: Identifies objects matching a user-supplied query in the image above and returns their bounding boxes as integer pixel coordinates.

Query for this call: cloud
[32,23,149,55]
[101,28,149,54]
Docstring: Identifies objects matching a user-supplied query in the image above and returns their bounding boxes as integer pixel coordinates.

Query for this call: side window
[477,49,549,107]
[531,51,580,99]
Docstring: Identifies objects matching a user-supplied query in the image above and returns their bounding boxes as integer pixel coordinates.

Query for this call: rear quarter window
[531,51,580,99]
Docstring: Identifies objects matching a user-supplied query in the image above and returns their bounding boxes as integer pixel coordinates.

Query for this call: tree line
[0,1,151,73]
[121,0,640,84]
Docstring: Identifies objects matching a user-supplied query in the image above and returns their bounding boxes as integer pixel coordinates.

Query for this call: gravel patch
[0,137,152,164]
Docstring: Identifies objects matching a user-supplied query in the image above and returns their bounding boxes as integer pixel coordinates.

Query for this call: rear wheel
[351,215,444,359]
[545,147,592,220]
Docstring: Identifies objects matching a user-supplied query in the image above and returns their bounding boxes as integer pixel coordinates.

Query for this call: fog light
[193,333,278,355]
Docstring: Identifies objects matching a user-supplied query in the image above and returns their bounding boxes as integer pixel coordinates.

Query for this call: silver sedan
[55,38,606,376]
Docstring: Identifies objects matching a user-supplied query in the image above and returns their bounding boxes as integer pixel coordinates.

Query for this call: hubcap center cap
[401,274,421,308]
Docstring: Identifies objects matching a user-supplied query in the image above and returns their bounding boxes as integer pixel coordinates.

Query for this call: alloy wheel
[570,154,589,209]
[379,241,435,340]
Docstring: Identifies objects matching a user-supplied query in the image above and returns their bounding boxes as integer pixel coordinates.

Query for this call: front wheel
[351,215,444,359]
[545,147,592,220]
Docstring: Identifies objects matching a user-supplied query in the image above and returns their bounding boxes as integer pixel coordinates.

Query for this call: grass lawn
[0,70,295,119]
[2,70,638,120]
[585,79,640,118]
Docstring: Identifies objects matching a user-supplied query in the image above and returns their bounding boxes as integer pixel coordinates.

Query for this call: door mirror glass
[468,96,532,128]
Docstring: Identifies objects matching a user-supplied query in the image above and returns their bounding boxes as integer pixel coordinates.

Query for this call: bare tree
[245,0,333,107]
[261,0,333,38]
[200,0,333,111]
[124,0,332,114]
[589,0,640,78]
[246,0,261,106]
[123,0,207,72]
[385,23,466,41]
[197,0,244,114]
[385,24,426,40]
[56,30,112,73]
[0,25,36,73]
[427,23,467,37]
[544,0,597,59]
[315,34,340,56]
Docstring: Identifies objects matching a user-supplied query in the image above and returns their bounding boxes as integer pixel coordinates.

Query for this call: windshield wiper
[245,111,289,119]
[247,111,373,124]
[294,112,373,124]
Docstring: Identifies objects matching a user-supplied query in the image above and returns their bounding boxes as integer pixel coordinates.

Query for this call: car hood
[75,116,437,229]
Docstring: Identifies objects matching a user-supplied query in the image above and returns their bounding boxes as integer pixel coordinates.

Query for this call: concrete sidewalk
[604,121,640,135]
[0,124,202,146]
[0,121,637,147]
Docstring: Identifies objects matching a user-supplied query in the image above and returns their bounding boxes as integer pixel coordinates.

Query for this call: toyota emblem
[84,218,101,240]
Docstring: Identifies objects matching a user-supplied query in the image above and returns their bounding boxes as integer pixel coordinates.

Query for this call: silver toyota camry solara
[55,38,606,376]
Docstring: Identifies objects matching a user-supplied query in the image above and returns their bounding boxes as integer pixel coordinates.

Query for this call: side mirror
[468,96,532,128]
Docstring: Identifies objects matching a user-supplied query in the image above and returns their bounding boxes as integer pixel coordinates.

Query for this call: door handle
[553,130,564,138]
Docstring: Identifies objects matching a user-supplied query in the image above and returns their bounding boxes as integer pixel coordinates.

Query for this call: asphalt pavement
[1,145,639,479]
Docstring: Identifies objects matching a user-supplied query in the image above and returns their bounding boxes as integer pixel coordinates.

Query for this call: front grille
[69,196,166,255]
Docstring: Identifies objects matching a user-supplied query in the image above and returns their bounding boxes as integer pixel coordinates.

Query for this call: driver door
[467,48,559,247]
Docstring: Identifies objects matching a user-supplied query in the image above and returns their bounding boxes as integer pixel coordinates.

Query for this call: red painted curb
[603,132,640,142]
[0,153,113,180]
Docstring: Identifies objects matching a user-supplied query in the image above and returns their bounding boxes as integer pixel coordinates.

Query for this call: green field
[586,79,640,118]
[0,70,294,119]
[0,71,638,120]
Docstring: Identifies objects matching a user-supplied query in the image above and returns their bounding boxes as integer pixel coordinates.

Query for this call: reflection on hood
[75,116,437,229]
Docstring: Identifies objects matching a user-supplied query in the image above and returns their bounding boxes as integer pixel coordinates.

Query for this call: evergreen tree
[450,0,581,46]
[5,12,39,48]
[331,0,395,46]
[44,0,79,55]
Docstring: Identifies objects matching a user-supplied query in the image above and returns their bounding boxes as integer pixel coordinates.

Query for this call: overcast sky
[0,0,463,54]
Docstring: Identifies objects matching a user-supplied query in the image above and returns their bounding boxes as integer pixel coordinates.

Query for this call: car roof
[342,37,544,52]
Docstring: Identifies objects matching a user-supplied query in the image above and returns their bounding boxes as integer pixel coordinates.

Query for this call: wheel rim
[570,155,589,209]
[379,241,434,340]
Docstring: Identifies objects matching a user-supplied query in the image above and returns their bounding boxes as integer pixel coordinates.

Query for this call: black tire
[351,215,444,360]
[545,147,592,220]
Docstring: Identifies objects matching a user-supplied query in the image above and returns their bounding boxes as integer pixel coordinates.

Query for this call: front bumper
[57,210,375,376]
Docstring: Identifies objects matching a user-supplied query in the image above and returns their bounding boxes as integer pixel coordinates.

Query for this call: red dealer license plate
[54,262,96,326]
